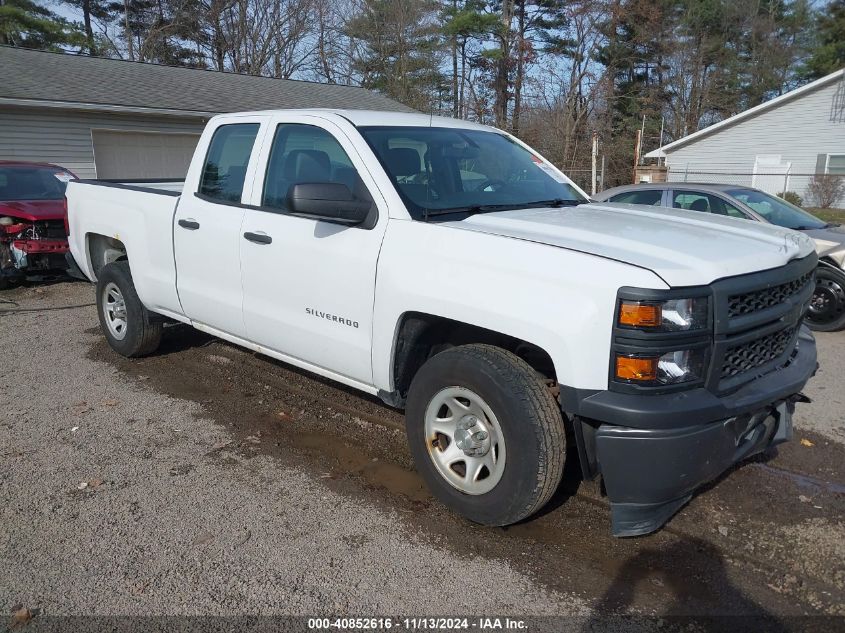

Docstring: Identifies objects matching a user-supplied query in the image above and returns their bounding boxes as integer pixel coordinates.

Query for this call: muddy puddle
[86,322,845,617]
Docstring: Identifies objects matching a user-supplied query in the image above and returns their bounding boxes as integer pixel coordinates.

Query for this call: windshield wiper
[528,198,583,208]
[421,198,583,220]
[422,203,527,219]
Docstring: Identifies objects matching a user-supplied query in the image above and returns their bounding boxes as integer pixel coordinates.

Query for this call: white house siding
[664,78,845,206]
[0,106,206,179]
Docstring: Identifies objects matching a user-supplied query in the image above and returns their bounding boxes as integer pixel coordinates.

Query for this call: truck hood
[443,202,816,287]
[0,199,66,222]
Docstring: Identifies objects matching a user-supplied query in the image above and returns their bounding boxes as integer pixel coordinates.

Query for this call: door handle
[178,219,200,230]
[243,231,272,245]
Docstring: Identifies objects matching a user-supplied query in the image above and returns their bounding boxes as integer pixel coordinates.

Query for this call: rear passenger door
[175,118,266,337]
[239,115,388,386]
[607,188,667,206]
[670,190,750,219]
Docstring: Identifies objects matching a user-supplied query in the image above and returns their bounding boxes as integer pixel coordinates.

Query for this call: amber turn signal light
[615,355,658,381]
[618,301,661,328]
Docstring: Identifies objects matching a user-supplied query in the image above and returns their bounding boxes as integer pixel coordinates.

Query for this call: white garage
[91,130,200,179]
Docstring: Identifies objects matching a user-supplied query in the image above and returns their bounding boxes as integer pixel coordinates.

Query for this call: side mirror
[287,183,371,225]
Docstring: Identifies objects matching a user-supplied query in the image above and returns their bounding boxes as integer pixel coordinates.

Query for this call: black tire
[0,276,10,291]
[96,261,162,357]
[805,266,845,332]
[405,344,566,526]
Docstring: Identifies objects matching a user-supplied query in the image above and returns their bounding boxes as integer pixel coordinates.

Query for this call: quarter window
[199,123,260,203]
[610,189,664,205]
[672,191,747,219]
[262,124,372,212]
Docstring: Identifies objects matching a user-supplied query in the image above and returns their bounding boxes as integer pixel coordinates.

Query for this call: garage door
[92,130,201,179]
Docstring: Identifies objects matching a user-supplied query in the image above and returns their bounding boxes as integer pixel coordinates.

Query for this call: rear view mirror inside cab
[438,143,481,160]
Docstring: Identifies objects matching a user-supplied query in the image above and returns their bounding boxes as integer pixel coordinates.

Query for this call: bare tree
[216,0,314,77]
[808,175,845,209]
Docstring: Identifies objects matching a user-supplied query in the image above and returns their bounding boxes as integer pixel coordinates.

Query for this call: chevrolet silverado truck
[66,110,818,536]
[0,161,76,289]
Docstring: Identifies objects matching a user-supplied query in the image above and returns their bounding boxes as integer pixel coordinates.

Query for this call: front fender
[371,220,667,393]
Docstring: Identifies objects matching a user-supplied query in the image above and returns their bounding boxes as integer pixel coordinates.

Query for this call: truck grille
[721,326,799,379]
[728,271,814,318]
[717,259,814,389]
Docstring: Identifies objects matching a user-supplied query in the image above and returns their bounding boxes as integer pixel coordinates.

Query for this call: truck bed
[66,178,185,318]
[73,179,184,196]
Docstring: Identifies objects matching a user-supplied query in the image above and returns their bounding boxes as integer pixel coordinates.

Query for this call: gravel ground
[793,329,845,443]
[0,283,586,617]
[1,281,844,627]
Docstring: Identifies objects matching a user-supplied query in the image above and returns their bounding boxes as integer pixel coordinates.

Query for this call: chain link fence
[668,170,845,209]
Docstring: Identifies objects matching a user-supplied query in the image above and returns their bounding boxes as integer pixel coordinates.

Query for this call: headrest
[386,148,420,178]
[689,198,709,212]
[283,150,331,182]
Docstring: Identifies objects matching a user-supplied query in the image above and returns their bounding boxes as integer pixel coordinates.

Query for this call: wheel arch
[382,311,559,407]
[818,256,843,272]
[85,233,128,281]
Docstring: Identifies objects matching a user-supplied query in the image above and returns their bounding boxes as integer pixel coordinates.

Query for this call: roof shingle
[0,46,412,115]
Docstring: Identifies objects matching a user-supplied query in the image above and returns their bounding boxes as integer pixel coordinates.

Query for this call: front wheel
[96,261,162,357]
[805,266,845,332]
[405,344,566,526]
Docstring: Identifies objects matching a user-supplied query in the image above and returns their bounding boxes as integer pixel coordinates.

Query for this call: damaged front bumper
[564,326,818,537]
[1,223,70,282]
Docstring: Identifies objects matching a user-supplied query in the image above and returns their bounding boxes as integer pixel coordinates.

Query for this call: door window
[672,191,747,219]
[198,123,260,202]
[262,124,372,211]
[609,189,664,205]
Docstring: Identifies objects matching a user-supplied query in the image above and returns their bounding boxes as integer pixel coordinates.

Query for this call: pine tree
[0,0,85,49]
[803,0,845,79]
[346,0,446,111]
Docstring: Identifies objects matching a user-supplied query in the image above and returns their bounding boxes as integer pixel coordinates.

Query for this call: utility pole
[638,115,645,165]
[600,155,606,191]
[632,129,642,184]
[591,131,598,196]
[658,116,665,166]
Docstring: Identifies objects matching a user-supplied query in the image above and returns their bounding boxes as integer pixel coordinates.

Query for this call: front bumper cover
[564,326,817,537]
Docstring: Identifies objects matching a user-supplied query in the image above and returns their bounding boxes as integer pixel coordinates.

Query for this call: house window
[827,155,845,176]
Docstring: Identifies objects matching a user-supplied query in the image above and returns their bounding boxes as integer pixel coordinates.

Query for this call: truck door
[239,116,388,386]
[174,119,265,337]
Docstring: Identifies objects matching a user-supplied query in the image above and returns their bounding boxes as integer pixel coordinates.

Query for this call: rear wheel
[806,266,845,332]
[405,344,566,526]
[96,261,162,357]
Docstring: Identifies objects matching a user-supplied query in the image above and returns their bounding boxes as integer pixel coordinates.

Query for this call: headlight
[615,348,708,385]
[618,297,708,331]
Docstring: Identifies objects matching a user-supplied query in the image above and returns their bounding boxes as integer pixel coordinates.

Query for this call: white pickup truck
[66,109,819,536]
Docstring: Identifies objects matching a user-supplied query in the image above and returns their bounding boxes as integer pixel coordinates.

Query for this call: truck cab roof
[209,108,497,131]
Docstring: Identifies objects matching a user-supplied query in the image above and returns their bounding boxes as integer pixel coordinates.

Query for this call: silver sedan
[596,182,845,331]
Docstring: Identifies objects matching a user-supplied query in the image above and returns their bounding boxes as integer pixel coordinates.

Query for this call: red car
[0,161,76,289]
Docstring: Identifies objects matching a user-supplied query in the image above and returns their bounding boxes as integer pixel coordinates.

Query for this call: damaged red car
[0,161,75,289]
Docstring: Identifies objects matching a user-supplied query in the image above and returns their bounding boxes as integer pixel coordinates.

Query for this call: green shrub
[778,191,804,207]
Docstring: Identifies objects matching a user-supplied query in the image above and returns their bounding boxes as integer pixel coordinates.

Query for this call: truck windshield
[726,188,827,230]
[0,165,73,201]
[359,126,587,220]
